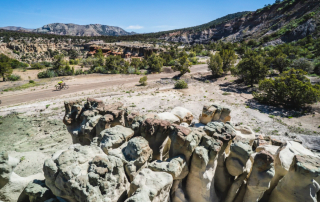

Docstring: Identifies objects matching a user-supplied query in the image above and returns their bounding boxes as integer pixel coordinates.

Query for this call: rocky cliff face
[161,0,320,44]
[33,23,135,36]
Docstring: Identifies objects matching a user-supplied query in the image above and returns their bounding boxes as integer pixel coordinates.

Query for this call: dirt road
[0,64,209,107]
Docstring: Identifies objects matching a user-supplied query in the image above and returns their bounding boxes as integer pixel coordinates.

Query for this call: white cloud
[126,25,144,30]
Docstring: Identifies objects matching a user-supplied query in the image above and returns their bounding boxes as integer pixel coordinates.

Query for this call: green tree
[68,49,79,60]
[172,55,192,75]
[53,54,65,70]
[208,53,223,77]
[253,69,320,107]
[147,53,164,72]
[232,55,268,87]
[220,49,237,72]
[0,54,13,81]
[95,49,104,58]
[131,58,141,70]
[272,54,291,73]
[291,58,314,73]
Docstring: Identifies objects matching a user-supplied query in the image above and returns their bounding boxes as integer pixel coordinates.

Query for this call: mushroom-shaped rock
[43,144,129,202]
[171,107,194,125]
[125,168,173,202]
[140,118,172,161]
[199,104,231,124]
[99,125,134,154]
[269,154,320,202]
[157,112,180,124]
[243,151,275,202]
[186,135,222,202]
[149,155,188,180]
[169,125,206,164]
[109,137,153,182]
[226,141,253,177]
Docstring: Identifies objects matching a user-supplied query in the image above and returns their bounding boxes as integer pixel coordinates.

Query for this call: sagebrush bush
[174,80,188,89]
[37,70,57,78]
[7,74,21,81]
[139,76,147,86]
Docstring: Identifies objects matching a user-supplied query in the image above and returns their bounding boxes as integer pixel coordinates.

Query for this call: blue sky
[0,0,275,33]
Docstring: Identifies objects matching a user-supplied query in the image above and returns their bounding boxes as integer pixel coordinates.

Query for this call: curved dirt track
[0,64,209,107]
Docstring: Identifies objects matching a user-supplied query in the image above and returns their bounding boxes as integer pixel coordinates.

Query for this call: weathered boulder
[99,125,134,154]
[186,135,222,202]
[125,168,173,202]
[139,118,172,161]
[171,107,194,125]
[43,144,129,202]
[23,180,56,202]
[226,141,253,177]
[269,154,320,202]
[157,112,180,124]
[243,151,275,202]
[109,137,153,182]
[149,155,188,180]
[63,100,82,126]
[199,104,231,124]
[63,98,128,145]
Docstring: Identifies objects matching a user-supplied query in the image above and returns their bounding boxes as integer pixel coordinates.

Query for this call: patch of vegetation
[222,92,231,95]
[7,74,21,81]
[3,81,40,91]
[174,80,188,89]
[139,76,148,86]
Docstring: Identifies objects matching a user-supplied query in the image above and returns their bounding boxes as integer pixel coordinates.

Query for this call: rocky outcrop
[36,98,320,202]
[269,154,320,202]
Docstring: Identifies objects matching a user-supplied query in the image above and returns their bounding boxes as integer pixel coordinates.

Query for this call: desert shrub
[37,70,57,78]
[253,69,320,107]
[291,58,314,73]
[75,69,84,75]
[93,66,107,74]
[7,74,21,81]
[174,80,188,89]
[29,80,35,84]
[139,76,148,86]
[31,63,46,69]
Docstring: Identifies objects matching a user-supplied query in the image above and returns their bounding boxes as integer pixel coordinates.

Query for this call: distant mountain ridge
[0,23,135,36]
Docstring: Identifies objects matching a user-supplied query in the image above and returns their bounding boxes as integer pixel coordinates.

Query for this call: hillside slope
[160,0,320,44]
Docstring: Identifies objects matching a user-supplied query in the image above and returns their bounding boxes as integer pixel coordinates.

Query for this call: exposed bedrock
[199,104,231,124]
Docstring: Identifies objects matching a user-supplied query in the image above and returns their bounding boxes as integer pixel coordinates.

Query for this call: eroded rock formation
[3,98,319,202]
